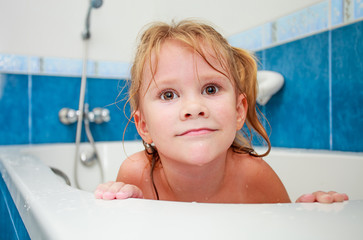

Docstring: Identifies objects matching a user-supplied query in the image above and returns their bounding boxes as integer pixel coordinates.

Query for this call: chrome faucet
[59,104,108,169]
[58,105,110,125]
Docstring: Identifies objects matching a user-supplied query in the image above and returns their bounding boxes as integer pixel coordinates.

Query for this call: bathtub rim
[1,143,363,239]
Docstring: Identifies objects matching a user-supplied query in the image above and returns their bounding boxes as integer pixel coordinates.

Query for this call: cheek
[143,104,176,135]
[212,97,239,121]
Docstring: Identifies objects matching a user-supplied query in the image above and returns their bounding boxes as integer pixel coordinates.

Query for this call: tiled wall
[229,0,363,152]
[0,176,30,239]
[255,22,363,152]
[228,0,363,51]
[0,73,140,145]
[0,0,362,152]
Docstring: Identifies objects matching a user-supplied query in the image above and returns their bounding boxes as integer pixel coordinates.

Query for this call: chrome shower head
[91,0,103,9]
[82,0,103,40]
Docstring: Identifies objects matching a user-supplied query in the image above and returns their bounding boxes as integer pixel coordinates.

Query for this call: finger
[342,193,349,201]
[95,181,115,199]
[108,182,125,193]
[296,194,315,203]
[314,191,333,203]
[332,193,345,202]
[328,191,349,202]
[103,182,125,200]
[95,182,126,200]
[328,191,343,202]
[95,181,113,191]
[116,184,143,199]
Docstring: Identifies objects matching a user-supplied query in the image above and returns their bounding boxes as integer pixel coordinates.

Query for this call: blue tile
[261,32,330,149]
[254,51,265,70]
[0,54,28,73]
[274,1,329,43]
[331,21,363,152]
[262,22,273,46]
[29,56,41,74]
[0,74,29,145]
[1,176,30,240]
[31,75,81,143]
[228,25,264,50]
[87,78,140,141]
[332,0,344,26]
[355,0,363,19]
[97,61,131,79]
[0,177,18,240]
[42,57,83,76]
[86,60,97,77]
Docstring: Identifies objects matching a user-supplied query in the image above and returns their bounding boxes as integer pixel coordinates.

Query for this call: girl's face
[134,39,247,166]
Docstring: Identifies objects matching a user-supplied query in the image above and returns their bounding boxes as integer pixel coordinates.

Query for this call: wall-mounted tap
[59,104,108,169]
[59,108,78,125]
[87,107,110,124]
[58,105,110,125]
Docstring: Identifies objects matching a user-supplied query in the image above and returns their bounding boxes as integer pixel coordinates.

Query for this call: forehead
[143,39,230,82]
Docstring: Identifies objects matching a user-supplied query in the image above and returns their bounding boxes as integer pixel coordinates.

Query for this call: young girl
[95,20,348,204]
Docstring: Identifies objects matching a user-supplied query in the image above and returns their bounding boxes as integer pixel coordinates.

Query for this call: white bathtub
[1,141,363,239]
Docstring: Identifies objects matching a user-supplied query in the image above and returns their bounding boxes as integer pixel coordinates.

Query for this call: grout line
[328,0,333,150]
[28,74,32,144]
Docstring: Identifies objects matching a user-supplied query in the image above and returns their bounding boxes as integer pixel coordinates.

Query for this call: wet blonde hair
[126,20,271,199]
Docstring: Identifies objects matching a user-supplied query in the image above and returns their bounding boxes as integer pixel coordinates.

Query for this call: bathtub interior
[16,141,363,201]
[18,141,144,192]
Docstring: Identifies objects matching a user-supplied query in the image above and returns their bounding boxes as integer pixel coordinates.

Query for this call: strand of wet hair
[143,141,160,200]
[150,152,160,200]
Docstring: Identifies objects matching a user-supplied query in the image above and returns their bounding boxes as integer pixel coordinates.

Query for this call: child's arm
[94,152,147,200]
[296,191,349,203]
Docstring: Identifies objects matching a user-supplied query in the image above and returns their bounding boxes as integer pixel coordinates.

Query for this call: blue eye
[203,85,219,95]
[160,90,178,100]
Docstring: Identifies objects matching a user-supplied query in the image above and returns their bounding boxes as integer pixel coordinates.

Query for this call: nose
[180,100,209,120]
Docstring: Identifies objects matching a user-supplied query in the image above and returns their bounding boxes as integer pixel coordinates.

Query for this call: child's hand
[296,191,349,203]
[94,181,144,200]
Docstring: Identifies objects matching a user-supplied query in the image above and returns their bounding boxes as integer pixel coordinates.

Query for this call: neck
[157,149,231,202]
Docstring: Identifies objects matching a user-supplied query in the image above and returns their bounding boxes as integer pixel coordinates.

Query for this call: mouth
[177,128,217,137]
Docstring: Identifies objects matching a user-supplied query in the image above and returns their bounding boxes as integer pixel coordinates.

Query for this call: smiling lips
[177,128,216,137]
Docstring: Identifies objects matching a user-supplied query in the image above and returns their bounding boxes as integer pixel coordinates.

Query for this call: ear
[133,110,153,144]
[236,94,248,130]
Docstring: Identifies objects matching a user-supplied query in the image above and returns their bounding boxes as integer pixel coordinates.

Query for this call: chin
[183,148,226,167]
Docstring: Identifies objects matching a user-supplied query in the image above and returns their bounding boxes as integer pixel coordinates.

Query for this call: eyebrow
[154,72,230,87]
[195,73,231,84]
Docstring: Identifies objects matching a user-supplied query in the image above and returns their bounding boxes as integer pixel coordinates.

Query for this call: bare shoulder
[231,151,270,174]
[235,153,277,183]
[116,151,150,185]
[231,151,291,203]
